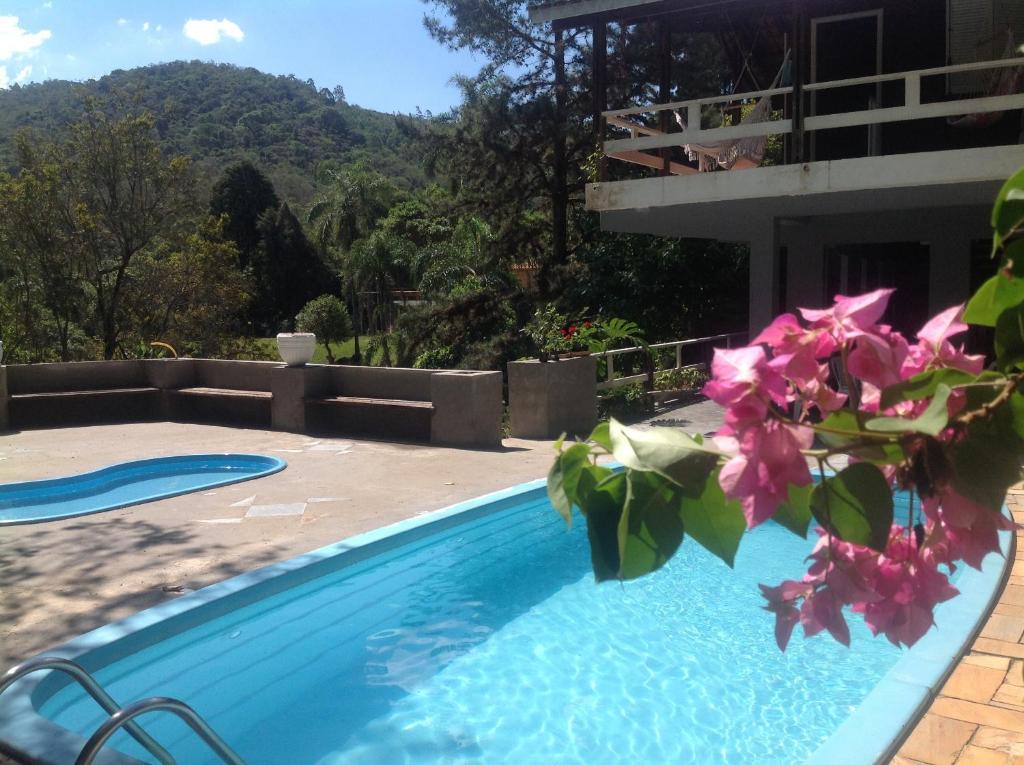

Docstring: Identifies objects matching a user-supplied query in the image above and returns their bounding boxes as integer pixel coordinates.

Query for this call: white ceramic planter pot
[276,333,316,367]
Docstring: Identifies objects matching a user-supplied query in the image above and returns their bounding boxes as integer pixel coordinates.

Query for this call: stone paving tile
[900,714,978,765]
[981,615,1024,643]
[956,745,1009,765]
[943,663,1010,704]
[930,697,1024,733]
[975,638,1024,661]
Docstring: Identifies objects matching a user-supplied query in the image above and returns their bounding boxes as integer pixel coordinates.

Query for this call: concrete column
[430,371,503,448]
[748,218,781,336]
[927,227,972,316]
[507,356,597,440]
[271,365,329,433]
[0,366,8,431]
[783,225,826,313]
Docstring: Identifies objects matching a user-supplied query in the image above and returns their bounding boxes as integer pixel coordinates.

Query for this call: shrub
[295,294,352,363]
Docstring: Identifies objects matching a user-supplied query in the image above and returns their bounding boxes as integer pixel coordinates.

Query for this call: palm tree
[345,231,412,367]
[412,216,512,299]
[307,163,398,363]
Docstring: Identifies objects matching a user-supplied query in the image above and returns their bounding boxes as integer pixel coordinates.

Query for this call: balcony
[589,56,1024,229]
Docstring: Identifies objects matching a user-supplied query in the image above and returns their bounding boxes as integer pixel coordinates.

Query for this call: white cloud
[156,24,162,32]
[0,66,7,88]
[42,1,53,8]
[15,64,30,82]
[183,18,243,46]
[116,18,128,26]
[0,16,52,61]
[142,21,150,32]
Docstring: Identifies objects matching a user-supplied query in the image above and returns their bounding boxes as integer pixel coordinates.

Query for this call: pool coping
[0,453,288,526]
[805,511,1015,765]
[0,476,1012,765]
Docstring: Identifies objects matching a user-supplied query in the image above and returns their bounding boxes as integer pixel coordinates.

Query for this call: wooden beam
[607,149,699,175]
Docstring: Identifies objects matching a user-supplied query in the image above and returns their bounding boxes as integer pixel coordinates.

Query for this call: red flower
[569,326,577,334]
[584,321,592,329]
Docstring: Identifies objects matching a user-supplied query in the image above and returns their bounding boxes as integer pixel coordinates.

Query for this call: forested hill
[0,61,425,205]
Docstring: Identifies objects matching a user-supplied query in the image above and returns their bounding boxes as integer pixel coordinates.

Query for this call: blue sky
[0,1,488,113]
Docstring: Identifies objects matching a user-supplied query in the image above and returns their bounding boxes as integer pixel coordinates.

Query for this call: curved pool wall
[0,454,287,525]
[0,479,1011,765]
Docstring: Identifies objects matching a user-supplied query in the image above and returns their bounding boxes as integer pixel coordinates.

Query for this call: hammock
[676,50,791,172]
[948,29,1023,129]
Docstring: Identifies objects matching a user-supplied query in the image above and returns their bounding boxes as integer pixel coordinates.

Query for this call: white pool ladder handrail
[75,696,246,765]
[0,656,175,765]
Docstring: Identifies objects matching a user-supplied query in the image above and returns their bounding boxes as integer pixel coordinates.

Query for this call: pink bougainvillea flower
[800,587,851,646]
[923,489,1014,570]
[754,312,838,359]
[800,288,895,341]
[759,580,813,651]
[902,304,984,378]
[717,419,813,528]
[702,345,789,416]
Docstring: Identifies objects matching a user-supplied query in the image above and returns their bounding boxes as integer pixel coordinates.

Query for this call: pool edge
[0,453,288,526]
[804,509,1016,765]
[0,477,549,765]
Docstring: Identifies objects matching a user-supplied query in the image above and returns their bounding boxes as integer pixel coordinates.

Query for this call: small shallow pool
[0,480,1008,764]
[0,454,286,525]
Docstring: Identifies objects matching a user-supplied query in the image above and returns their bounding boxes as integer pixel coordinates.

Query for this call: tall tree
[251,203,335,331]
[209,161,280,268]
[8,103,195,359]
[418,1,592,292]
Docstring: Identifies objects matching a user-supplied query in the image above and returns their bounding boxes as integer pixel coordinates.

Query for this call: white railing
[601,55,1024,171]
[602,85,793,159]
[803,56,1024,132]
[594,331,746,392]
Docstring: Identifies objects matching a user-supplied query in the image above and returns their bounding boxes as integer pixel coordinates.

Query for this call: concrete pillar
[748,218,781,336]
[507,356,597,440]
[430,371,503,448]
[927,227,972,316]
[783,225,826,313]
[0,366,8,431]
[271,365,329,433]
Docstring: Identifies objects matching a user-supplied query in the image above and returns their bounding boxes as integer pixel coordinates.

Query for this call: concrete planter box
[507,356,597,440]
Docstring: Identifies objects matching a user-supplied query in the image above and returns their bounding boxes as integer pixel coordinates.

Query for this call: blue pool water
[0,454,286,524]
[24,487,915,765]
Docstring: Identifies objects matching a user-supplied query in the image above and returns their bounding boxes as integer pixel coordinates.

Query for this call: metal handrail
[75,697,245,765]
[0,657,174,765]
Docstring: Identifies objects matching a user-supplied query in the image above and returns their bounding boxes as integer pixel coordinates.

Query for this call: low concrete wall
[326,365,434,401]
[507,357,598,440]
[7,360,150,394]
[0,359,504,448]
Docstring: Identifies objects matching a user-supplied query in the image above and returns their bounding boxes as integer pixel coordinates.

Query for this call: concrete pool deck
[0,422,559,669]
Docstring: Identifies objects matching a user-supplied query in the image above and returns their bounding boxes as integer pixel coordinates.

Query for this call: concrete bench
[306,395,435,442]
[8,387,161,429]
[166,386,273,428]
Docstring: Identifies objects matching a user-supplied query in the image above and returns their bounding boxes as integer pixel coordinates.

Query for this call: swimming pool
[0,454,286,525]
[0,480,1009,764]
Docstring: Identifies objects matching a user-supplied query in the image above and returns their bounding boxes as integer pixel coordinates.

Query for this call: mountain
[0,61,426,206]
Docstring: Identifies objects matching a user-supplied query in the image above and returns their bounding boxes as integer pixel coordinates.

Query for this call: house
[529,0,1024,337]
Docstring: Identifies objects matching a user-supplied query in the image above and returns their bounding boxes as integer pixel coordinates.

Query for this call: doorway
[811,10,884,160]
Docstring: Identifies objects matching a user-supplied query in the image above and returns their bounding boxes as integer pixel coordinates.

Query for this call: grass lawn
[253,336,374,364]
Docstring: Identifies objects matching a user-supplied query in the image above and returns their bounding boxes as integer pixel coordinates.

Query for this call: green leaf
[950,384,1024,512]
[992,166,1024,250]
[996,303,1024,371]
[964,274,1024,327]
[582,472,628,582]
[617,471,685,580]
[817,410,904,464]
[1010,392,1024,441]
[587,420,612,451]
[772,483,814,539]
[866,384,952,437]
[678,469,746,566]
[609,419,720,490]
[546,442,593,525]
[810,463,894,551]
[879,368,976,410]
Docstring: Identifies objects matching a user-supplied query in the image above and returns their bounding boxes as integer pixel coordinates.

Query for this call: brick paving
[894,493,1024,764]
